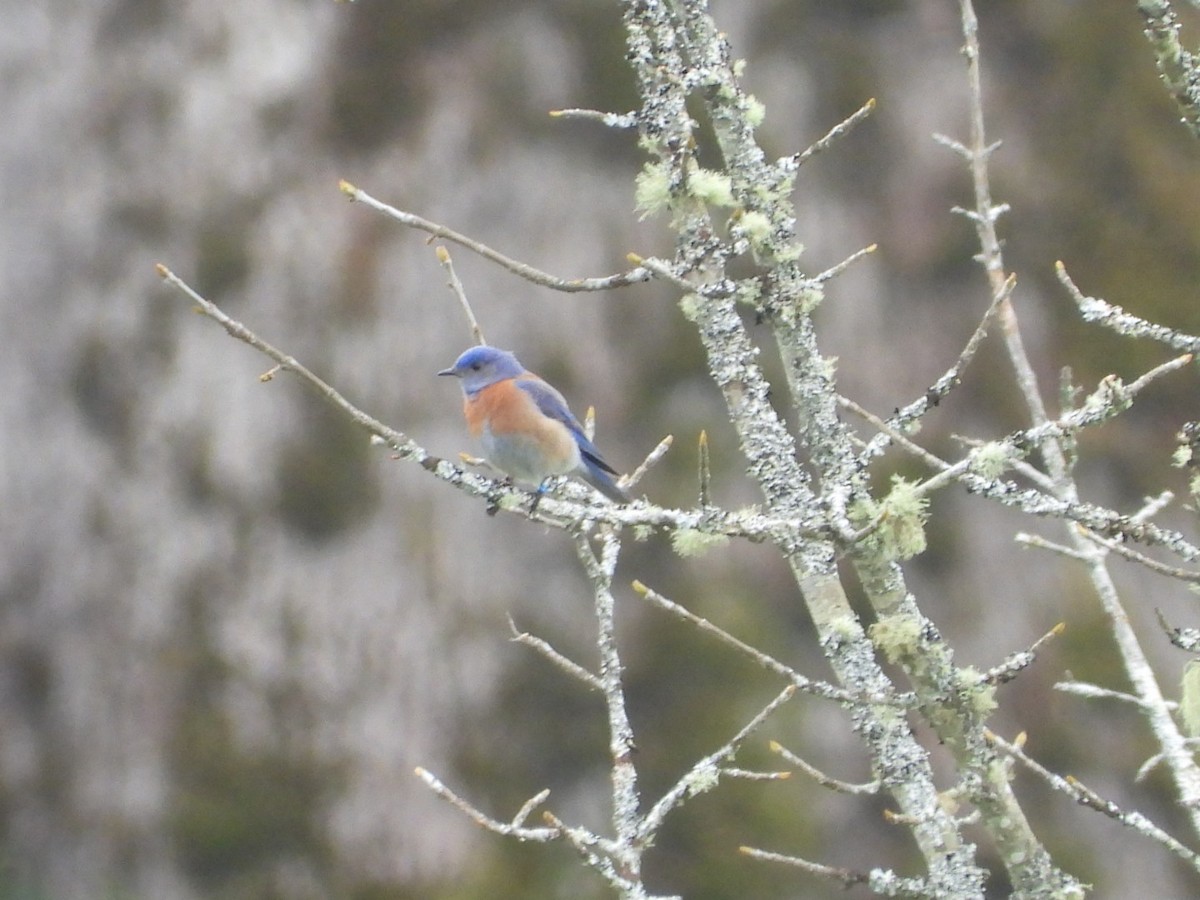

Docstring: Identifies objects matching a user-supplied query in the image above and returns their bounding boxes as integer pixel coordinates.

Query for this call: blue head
[438,346,526,396]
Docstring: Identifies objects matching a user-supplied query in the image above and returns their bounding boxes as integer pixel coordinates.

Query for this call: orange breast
[463,379,579,479]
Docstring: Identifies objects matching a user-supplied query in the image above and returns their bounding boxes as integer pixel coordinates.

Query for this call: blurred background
[4,0,1200,897]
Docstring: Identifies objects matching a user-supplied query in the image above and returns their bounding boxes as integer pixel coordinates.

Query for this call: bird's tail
[580,456,630,503]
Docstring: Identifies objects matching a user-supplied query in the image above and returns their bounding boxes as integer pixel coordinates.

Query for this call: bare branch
[511,788,552,827]
[637,686,796,841]
[1158,608,1200,653]
[631,580,899,707]
[436,246,486,346]
[739,846,869,886]
[340,180,651,292]
[720,767,791,782]
[739,847,933,898]
[1080,529,1200,584]
[981,623,1064,686]
[1058,261,1200,353]
[414,767,559,841]
[770,740,880,795]
[864,273,1012,458]
[623,434,673,494]
[987,732,1200,873]
[1137,0,1200,137]
[549,107,638,129]
[812,243,877,284]
[1054,680,1165,711]
[508,614,603,691]
[780,97,877,171]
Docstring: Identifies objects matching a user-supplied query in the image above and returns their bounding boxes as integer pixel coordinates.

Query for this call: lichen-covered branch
[621,1,1012,895]
[1137,0,1200,136]
[622,0,1095,894]
[950,0,1200,842]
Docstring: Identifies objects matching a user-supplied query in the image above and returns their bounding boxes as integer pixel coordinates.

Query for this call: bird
[438,345,630,503]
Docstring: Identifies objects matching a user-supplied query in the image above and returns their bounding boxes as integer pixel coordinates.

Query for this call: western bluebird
[438,346,630,503]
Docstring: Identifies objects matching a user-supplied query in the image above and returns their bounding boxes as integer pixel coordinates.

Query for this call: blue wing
[515,376,620,476]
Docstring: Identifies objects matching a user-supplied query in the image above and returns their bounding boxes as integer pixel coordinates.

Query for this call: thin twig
[436,246,486,345]
[157,264,414,447]
[414,767,559,841]
[739,847,933,897]
[624,434,673,494]
[720,767,792,781]
[1081,529,1200,583]
[1053,679,1163,711]
[840,395,954,478]
[812,243,877,284]
[511,788,552,827]
[637,686,796,841]
[1157,608,1200,653]
[549,107,638,129]
[954,434,1055,490]
[632,580,903,707]
[633,254,709,294]
[987,731,1200,872]
[782,97,877,170]
[341,180,650,292]
[1015,532,1092,561]
[770,740,880,795]
[1058,261,1200,353]
[1135,0,1200,137]
[1131,491,1175,524]
[865,273,1014,457]
[1138,740,1200,783]
[508,614,603,691]
[981,622,1064,686]
[739,846,868,887]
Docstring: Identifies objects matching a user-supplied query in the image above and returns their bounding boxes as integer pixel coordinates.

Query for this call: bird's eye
[471,363,481,371]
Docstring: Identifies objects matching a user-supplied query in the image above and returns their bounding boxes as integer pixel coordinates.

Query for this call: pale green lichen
[957,666,997,717]
[497,492,526,511]
[1080,374,1129,419]
[851,475,929,561]
[826,615,863,642]
[678,292,702,323]
[1181,660,1200,737]
[754,172,796,204]
[968,441,1015,480]
[988,757,1014,788]
[798,285,824,314]
[635,161,672,219]
[775,242,805,263]
[738,210,773,246]
[1173,443,1193,468]
[689,167,735,208]
[671,528,730,558]
[633,524,654,542]
[972,682,998,718]
[869,613,925,667]
[744,94,766,127]
[686,760,721,796]
[734,279,762,308]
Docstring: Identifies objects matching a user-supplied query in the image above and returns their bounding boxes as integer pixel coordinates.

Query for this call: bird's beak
[437,367,458,378]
